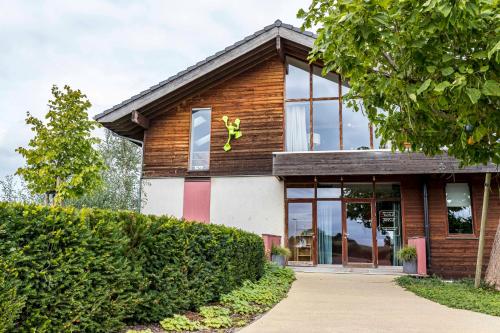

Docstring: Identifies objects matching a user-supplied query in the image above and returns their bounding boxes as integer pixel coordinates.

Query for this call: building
[95,20,499,277]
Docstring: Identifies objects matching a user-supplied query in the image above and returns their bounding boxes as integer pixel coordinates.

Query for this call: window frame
[284,56,379,151]
[188,107,212,172]
[444,182,476,238]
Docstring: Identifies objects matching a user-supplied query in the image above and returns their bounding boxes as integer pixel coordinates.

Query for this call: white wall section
[141,178,184,218]
[210,176,284,239]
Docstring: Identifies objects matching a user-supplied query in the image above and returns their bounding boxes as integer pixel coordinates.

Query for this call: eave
[272,150,499,176]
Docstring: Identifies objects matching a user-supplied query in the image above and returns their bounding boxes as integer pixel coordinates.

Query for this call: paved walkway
[240,273,500,333]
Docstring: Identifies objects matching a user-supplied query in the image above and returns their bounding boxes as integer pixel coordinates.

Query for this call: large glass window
[189,108,211,171]
[446,183,473,234]
[285,58,309,99]
[313,101,340,150]
[313,66,339,98]
[285,57,383,151]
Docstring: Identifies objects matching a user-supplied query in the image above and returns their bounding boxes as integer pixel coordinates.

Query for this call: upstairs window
[446,183,473,234]
[284,57,385,151]
[189,108,211,171]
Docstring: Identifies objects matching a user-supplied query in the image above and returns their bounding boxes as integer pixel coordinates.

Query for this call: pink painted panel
[408,237,427,276]
[183,180,211,223]
[262,234,282,260]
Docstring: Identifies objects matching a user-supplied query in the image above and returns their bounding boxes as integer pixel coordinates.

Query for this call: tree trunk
[474,172,491,288]
[486,220,500,290]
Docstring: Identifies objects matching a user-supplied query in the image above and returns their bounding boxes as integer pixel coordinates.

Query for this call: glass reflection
[446,183,473,234]
[317,183,342,198]
[286,58,309,99]
[313,100,340,150]
[343,183,373,198]
[288,202,314,263]
[376,201,402,266]
[313,66,339,98]
[346,203,373,263]
[286,187,314,199]
[342,99,371,150]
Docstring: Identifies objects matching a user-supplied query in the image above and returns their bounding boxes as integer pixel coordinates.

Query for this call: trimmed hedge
[0,202,265,333]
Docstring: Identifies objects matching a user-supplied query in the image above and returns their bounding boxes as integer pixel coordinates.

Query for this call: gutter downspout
[423,180,431,268]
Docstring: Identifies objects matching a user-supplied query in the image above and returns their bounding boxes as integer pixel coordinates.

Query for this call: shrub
[0,202,265,332]
[397,246,417,262]
[271,245,291,258]
[160,314,201,331]
[199,306,232,328]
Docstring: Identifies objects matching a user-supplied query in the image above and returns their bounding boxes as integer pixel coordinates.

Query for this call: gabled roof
[95,20,316,140]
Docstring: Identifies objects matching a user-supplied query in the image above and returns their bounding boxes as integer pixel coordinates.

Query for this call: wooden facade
[143,56,284,177]
[98,21,500,278]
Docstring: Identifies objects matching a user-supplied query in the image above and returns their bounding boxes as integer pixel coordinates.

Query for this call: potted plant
[397,246,418,274]
[271,245,291,267]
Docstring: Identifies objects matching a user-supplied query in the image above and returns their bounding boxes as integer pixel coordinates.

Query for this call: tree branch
[382,51,398,71]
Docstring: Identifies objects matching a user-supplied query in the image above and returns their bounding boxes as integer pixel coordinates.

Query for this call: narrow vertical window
[189,108,211,171]
[446,183,473,234]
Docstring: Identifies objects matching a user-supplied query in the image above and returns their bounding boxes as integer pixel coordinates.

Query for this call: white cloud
[0,0,310,177]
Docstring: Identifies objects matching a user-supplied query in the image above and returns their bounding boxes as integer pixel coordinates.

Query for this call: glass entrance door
[344,202,374,264]
[287,202,314,265]
[317,201,342,264]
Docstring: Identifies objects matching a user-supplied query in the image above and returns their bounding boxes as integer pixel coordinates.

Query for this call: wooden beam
[276,36,285,62]
[131,110,149,129]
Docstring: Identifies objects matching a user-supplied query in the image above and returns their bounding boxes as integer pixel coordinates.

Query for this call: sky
[0,0,309,177]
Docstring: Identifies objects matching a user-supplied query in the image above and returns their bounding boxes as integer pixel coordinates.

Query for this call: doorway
[343,201,375,265]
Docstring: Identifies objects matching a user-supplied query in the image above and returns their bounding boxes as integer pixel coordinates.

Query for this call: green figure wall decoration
[222,115,242,151]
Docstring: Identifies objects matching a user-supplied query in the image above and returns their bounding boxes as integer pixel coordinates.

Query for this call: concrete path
[240,273,500,333]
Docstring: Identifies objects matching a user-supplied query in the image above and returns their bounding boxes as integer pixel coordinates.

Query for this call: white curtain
[318,203,335,264]
[286,105,308,151]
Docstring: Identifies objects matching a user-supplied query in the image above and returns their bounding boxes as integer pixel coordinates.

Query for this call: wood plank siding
[402,174,500,278]
[143,56,284,177]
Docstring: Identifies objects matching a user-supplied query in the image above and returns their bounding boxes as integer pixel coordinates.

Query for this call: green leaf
[417,79,432,95]
[442,54,454,63]
[479,65,489,72]
[434,81,451,93]
[472,125,488,142]
[426,66,437,73]
[438,4,452,17]
[482,80,500,96]
[409,93,417,102]
[488,40,500,59]
[441,67,454,76]
[466,88,481,104]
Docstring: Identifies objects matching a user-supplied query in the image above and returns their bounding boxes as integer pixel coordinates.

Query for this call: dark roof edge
[94,20,315,122]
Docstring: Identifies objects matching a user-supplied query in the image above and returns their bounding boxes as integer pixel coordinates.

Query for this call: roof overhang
[272,150,499,176]
[94,21,316,141]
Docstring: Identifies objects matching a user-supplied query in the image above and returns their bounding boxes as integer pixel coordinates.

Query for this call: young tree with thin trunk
[16,85,104,206]
[299,0,499,286]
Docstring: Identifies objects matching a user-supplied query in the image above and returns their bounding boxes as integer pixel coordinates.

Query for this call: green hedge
[0,202,265,333]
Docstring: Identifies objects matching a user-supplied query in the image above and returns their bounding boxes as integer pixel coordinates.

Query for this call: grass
[396,276,500,317]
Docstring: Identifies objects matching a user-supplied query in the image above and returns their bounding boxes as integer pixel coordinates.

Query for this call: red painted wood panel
[183,180,211,223]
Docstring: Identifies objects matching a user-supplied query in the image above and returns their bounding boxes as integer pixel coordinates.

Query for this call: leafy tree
[67,129,143,211]
[298,0,499,287]
[16,85,104,206]
[298,0,499,165]
[0,175,42,204]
